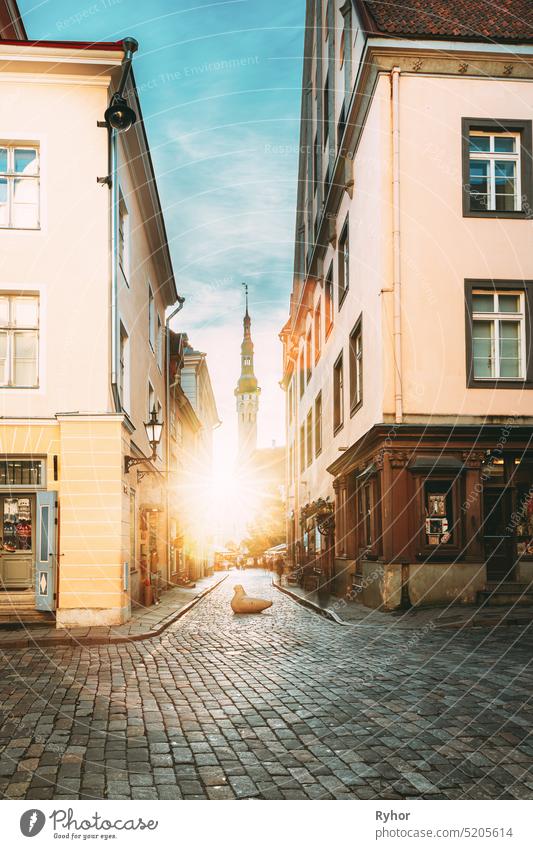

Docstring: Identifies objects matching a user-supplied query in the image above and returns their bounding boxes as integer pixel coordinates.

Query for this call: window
[315,391,322,457]
[314,300,321,364]
[148,382,155,419]
[288,379,294,425]
[299,424,305,473]
[337,217,349,307]
[306,328,312,383]
[148,285,155,351]
[157,400,163,458]
[349,316,363,414]
[333,352,344,434]
[306,409,313,467]
[325,262,334,337]
[118,190,130,279]
[472,291,524,380]
[462,118,532,218]
[157,315,163,371]
[119,323,130,412]
[299,349,305,398]
[465,280,533,387]
[0,295,39,387]
[0,144,39,229]
[312,131,318,195]
[323,73,329,147]
[0,458,44,487]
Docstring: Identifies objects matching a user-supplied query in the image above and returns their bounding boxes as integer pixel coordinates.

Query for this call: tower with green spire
[235,283,261,460]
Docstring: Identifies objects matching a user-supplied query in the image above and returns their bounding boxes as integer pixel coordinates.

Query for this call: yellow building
[0,9,182,625]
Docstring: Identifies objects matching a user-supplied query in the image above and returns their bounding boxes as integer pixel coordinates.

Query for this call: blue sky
[19,0,304,461]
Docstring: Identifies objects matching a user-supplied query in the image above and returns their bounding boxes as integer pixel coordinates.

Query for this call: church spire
[235,283,260,460]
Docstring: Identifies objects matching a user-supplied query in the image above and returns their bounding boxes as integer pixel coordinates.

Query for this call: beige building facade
[282,0,533,609]
[0,16,182,624]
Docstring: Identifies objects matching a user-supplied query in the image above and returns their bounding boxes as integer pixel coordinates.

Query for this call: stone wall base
[56,605,131,629]
[358,559,486,610]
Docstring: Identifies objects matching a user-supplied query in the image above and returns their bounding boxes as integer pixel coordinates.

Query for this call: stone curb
[273,579,533,632]
[272,578,345,625]
[0,574,228,651]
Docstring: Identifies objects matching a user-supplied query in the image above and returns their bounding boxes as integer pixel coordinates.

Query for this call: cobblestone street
[0,571,532,801]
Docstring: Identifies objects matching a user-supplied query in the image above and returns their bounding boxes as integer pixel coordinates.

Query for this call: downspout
[105,37,138,412]
[165,298,185,583]
[391,66,403,424]
[110,129,121,412]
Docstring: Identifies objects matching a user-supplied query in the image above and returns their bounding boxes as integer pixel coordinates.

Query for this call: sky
[18,0,304,471]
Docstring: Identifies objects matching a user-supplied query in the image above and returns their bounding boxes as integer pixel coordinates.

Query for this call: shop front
[298,498,335,595]
[327,425,533,611]
[0,457,56,621]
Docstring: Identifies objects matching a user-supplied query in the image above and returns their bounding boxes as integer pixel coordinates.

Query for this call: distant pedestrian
[275,556,284,584]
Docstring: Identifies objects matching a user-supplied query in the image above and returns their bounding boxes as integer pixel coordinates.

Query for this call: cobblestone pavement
[0,570,532,801]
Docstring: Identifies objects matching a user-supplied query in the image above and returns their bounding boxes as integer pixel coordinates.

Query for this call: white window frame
[119,322,130,413]
[148,284,155,352]
[469,131,521,212]
[0,143,40,230]
[148,381,155,419]
[0,294,39,388]
[156,400,163,459]
[118,189,130,282]
[157,314,163,372]
[472,290,525,380]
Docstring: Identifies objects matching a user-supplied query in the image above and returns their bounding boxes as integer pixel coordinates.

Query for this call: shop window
[3,496,32,552]
[462,118,532,218]
[0,458,44,487]
[416,477,464,558]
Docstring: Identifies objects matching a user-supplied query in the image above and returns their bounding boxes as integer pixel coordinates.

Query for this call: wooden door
[483,487,514,582]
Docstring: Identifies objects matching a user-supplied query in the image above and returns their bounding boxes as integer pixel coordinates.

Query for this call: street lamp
[124,406,164,473]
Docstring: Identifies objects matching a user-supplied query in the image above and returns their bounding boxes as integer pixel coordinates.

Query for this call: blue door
[35,491,57,612]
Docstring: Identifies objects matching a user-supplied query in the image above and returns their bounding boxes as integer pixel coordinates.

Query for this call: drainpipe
[391,66,403,424]
[110,130,121,412]
[165,298,185,584]
[106,38,139,413]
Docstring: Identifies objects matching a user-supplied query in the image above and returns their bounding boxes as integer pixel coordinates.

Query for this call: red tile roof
[360,0,533,43]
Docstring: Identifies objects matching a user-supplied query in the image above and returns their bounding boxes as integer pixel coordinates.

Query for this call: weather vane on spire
[242,282,249,315]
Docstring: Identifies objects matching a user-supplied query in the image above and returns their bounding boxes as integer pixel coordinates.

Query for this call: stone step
[0,591,54,624]
[477,588,533,606]
[486,581,533,592]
